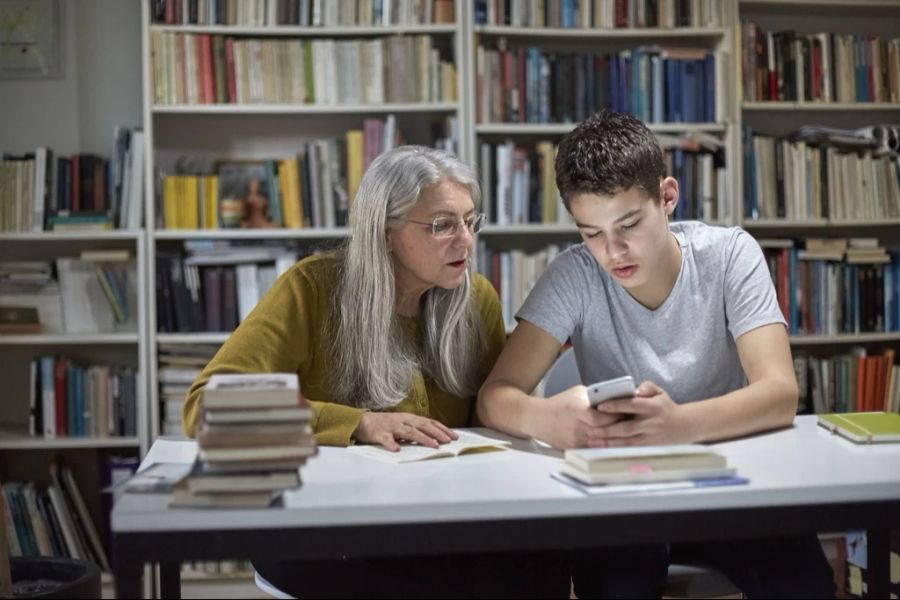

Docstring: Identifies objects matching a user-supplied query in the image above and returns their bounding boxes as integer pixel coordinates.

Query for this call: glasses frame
[392,213,487,238]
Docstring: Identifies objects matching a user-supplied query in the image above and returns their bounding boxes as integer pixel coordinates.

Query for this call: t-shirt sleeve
[515,249,587,344]
[723,228,787,340]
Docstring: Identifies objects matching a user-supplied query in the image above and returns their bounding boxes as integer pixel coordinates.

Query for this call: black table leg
[159,562,182,599]
[865,529,889,599]
[114,557,143,599]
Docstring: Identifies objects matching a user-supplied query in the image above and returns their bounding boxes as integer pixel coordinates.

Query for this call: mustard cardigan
[182,253,506,446]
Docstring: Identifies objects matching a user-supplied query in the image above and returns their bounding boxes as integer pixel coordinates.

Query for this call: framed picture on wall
[0,0,63,79]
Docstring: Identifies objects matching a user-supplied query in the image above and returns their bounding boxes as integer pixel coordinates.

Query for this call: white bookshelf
[151,102,461,115]
[140,0,469,451]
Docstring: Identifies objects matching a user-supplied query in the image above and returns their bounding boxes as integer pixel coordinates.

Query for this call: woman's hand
[354,412,459,452]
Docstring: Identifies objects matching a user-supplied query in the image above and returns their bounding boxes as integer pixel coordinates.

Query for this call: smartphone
[586,375,636,407]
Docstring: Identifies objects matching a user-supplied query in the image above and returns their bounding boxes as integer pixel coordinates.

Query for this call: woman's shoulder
[283,251,342,287]
[471,270,499,302]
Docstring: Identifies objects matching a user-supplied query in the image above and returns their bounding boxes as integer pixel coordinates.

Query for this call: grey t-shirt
[517,221,786,404]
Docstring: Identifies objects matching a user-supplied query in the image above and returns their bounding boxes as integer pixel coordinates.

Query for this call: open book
[347,430,511,464]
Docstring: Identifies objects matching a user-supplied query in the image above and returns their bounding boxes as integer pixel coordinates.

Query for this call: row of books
[760,239,899,336]
[28,356,138,439]
[2,463,111,572]
[151,0,456,26]
[158,115,458,230]
[476,242,571,332]
[0,130,144,232]
[480,135,726,226]
[158,344,220,436]
[0,255,137,335]
[476,44,716,125]
[474,0,723,28]
[155,245,301,333]
[175,373,315,508]
[795,349,899,416]
[743,127,900,222]
[740,24,900,104]
[150,32,458,106]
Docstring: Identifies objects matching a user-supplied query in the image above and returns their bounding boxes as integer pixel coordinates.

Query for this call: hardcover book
[817,412,900,443]
[203,372,301,409]
[564,444,727,475]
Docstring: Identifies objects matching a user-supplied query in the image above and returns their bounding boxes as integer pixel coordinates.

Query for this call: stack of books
[557,444,737,488]
[844,238,889,264]
[172,373,316,508]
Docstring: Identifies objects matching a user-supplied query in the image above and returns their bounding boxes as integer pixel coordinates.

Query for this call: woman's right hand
[353,412,459,452]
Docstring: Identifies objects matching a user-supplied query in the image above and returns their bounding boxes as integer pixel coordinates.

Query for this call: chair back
[544,347,581,397]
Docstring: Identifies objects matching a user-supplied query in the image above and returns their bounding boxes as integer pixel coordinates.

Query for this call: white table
[112,415,900,598]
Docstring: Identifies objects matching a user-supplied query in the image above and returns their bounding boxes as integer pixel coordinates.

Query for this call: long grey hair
[330,146,487,409]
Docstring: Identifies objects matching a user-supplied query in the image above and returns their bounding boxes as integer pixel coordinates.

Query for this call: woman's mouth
[448,259,467,269]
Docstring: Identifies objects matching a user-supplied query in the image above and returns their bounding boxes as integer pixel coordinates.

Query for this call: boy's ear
[659,177,679,215]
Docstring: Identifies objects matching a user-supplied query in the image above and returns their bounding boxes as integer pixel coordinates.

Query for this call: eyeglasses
[393,213,486,238]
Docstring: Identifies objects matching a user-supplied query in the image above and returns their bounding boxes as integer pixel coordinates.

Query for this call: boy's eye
[622,220,640,231]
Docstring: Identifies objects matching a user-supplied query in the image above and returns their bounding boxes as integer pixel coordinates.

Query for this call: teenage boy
[477,110,835,598]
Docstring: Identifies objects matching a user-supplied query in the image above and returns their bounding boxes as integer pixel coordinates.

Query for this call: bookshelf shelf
[789,333,900,346]
[744,219,900,229]
[742,102,900,111]
[741,0,900,12]
[0,432,140,450]
[0,231,141,242]
[153,228,350,240]
[475,123,727,135]
[473,26,728,40]
[157,333,230,345]
[148,24,458,36]
[151,102,460,115]
[482,224,578,235]
[0,333,140,346]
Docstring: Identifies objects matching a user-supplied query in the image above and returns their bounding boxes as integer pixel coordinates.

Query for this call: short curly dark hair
[555,110,665,208]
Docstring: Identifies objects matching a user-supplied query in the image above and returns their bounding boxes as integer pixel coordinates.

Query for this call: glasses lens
[432,218,455,237]
[471,213,485,234]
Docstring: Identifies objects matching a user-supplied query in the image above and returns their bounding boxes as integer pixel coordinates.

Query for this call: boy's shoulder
[672,221,751,253]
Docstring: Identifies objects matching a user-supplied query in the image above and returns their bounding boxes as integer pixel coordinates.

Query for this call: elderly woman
[182,145,569,598]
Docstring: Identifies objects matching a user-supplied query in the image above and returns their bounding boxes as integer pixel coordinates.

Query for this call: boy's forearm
[681,378,798,443]
[477,382,548,440]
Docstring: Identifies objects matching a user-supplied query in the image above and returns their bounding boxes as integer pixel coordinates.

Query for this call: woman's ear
[659,177,679,216]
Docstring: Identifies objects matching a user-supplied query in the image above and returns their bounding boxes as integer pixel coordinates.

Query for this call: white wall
[0,0,142,156]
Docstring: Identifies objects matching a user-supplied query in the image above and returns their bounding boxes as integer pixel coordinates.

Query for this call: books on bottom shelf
[817,412,900,444]
[556,444,742,491]
[172,373,317,508]
[1,462,112,573]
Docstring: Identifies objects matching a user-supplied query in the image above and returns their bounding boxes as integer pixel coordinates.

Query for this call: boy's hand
[537,386,622,449]
[354,412,458,452]
[589,381,696,447]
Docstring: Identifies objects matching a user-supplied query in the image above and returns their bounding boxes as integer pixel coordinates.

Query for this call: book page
[347,430,511,464]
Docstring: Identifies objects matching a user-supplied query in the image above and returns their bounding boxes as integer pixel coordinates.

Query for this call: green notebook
[817,412,900,444]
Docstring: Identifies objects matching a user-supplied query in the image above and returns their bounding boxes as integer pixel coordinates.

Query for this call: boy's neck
[626,231,682,311]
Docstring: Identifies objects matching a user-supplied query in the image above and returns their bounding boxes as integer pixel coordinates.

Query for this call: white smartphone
[586,375,636,407]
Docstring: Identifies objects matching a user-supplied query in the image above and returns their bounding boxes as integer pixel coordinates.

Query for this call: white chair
[254,571,296,599]
[545,348,742,599]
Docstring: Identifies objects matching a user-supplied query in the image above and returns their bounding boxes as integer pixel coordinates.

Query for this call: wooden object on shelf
[0,306,42,334]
